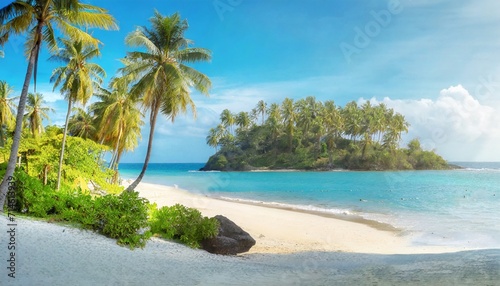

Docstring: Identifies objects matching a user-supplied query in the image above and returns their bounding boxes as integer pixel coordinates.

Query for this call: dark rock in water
[201,215,256,255]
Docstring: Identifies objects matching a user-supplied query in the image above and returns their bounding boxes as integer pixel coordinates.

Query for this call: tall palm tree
[360,101,375,159]
[235,111,251,132]
[121,11,211,192]
[0,81,16,147]
[50,38,106,190]
[0,0,116,209]
[255,100,267,125]
[322,100,343,166]
[92,76,143,173]
[24,92,53,137]
[206,127,219,153]
[68,107,96,139]
[343,101,362,143]
[281,98,296,152]
[220,109,235,134]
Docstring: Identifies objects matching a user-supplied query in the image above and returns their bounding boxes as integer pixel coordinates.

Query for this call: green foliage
[16,130,122,194]
[93,192,151,248]
[12,170,58,217]
[10,170,150,249]
[203,97,451,171]
[149,204,219,248]
[205,154,228,170]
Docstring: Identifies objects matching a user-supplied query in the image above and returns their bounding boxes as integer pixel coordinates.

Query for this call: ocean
[119,162,500,249]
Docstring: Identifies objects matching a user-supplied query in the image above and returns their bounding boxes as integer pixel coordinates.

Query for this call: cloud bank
[367,85,500,161]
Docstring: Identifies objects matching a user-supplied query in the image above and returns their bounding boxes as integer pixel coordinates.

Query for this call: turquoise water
[119,162,500,249]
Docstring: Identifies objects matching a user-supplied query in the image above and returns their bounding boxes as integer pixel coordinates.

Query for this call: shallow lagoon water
[120,162,500,249]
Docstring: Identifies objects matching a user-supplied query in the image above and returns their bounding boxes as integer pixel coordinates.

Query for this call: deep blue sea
[119,162,500,249]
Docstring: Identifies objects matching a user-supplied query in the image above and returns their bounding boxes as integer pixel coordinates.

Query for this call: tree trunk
[0,24,42,212]
[112,151,123,184]
[110,126,123,170]
[125,107,159,192]
[56,100,73,191]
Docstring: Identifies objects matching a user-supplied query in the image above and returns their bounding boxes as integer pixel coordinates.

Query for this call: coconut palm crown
[121,11,211,191]
[0,0,117,210]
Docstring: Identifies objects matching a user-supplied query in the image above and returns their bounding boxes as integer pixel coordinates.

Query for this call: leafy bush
[93,191,151,248]
[59,190,97,228]
[11,170,150,249]
[13,170,58,217]
[149,204,219,248]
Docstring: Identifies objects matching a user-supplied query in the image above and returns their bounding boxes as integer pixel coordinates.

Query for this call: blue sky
[1,0,500,162]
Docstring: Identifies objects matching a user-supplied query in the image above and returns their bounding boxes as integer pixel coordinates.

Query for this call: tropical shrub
[149,204,219,248]
[12,170,57,217]
[93,191,151,248]
[11,170,149,248]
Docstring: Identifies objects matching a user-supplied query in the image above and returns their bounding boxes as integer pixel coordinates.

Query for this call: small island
[202,97,451,171]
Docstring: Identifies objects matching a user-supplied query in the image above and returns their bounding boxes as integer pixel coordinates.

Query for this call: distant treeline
[203,96,450,171]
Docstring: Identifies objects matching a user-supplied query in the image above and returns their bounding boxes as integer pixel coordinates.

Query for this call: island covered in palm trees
[203,97,451,171]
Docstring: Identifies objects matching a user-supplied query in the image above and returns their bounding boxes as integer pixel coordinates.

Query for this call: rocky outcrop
[201,215,256,255]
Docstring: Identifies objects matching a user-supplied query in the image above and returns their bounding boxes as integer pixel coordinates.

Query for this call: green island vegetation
[203,97,451,171]
[0,2,217,249]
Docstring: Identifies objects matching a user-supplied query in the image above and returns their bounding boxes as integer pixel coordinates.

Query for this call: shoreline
[1,215,499,285]
[213,195,400,233]
[132,181,469,254]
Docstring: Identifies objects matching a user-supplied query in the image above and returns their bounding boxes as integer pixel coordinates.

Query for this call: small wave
[217,196,354,216]
[464,168,500,172]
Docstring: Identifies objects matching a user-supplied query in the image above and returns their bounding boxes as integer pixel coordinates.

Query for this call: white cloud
[367,85,500,161]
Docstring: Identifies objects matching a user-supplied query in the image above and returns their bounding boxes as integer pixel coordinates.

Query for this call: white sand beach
[1,182,499,285]
[134,182,465,255]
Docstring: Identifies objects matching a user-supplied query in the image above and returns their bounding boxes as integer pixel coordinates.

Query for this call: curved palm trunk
[110,125,123,170]
[112,151,123,184]
[126,108,159,192]
[0,25,42,211]
[56,100,73,191]
[110,126,123,184]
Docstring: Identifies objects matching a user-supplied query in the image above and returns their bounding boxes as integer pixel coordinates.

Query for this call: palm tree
[281,98,296,152]
[24,92,53,137]
[91,76,143,173]
[50,39,106,190]
[343,101,362,143]
[255,100,267,125]
[0,81,16,147]
[121,11,211,192]
[206,127,219,153]
[0,0,116,209]
[235,111,251,132]
[322,100,343,166]
[360,101,375,159]
[266,103,282,154]
[373,103,388,143]
[220,109,235,134]
[68,107,96,139]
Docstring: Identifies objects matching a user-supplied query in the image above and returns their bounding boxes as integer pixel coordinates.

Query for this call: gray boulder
[201,215,256,255]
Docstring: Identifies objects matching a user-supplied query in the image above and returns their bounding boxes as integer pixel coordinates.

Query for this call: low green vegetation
[149,204,219,248]
[2,166,218,249]
[1,126,122,194]
[203,97,451,171]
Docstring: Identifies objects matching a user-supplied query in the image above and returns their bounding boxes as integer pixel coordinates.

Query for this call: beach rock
[201,215,256,255]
